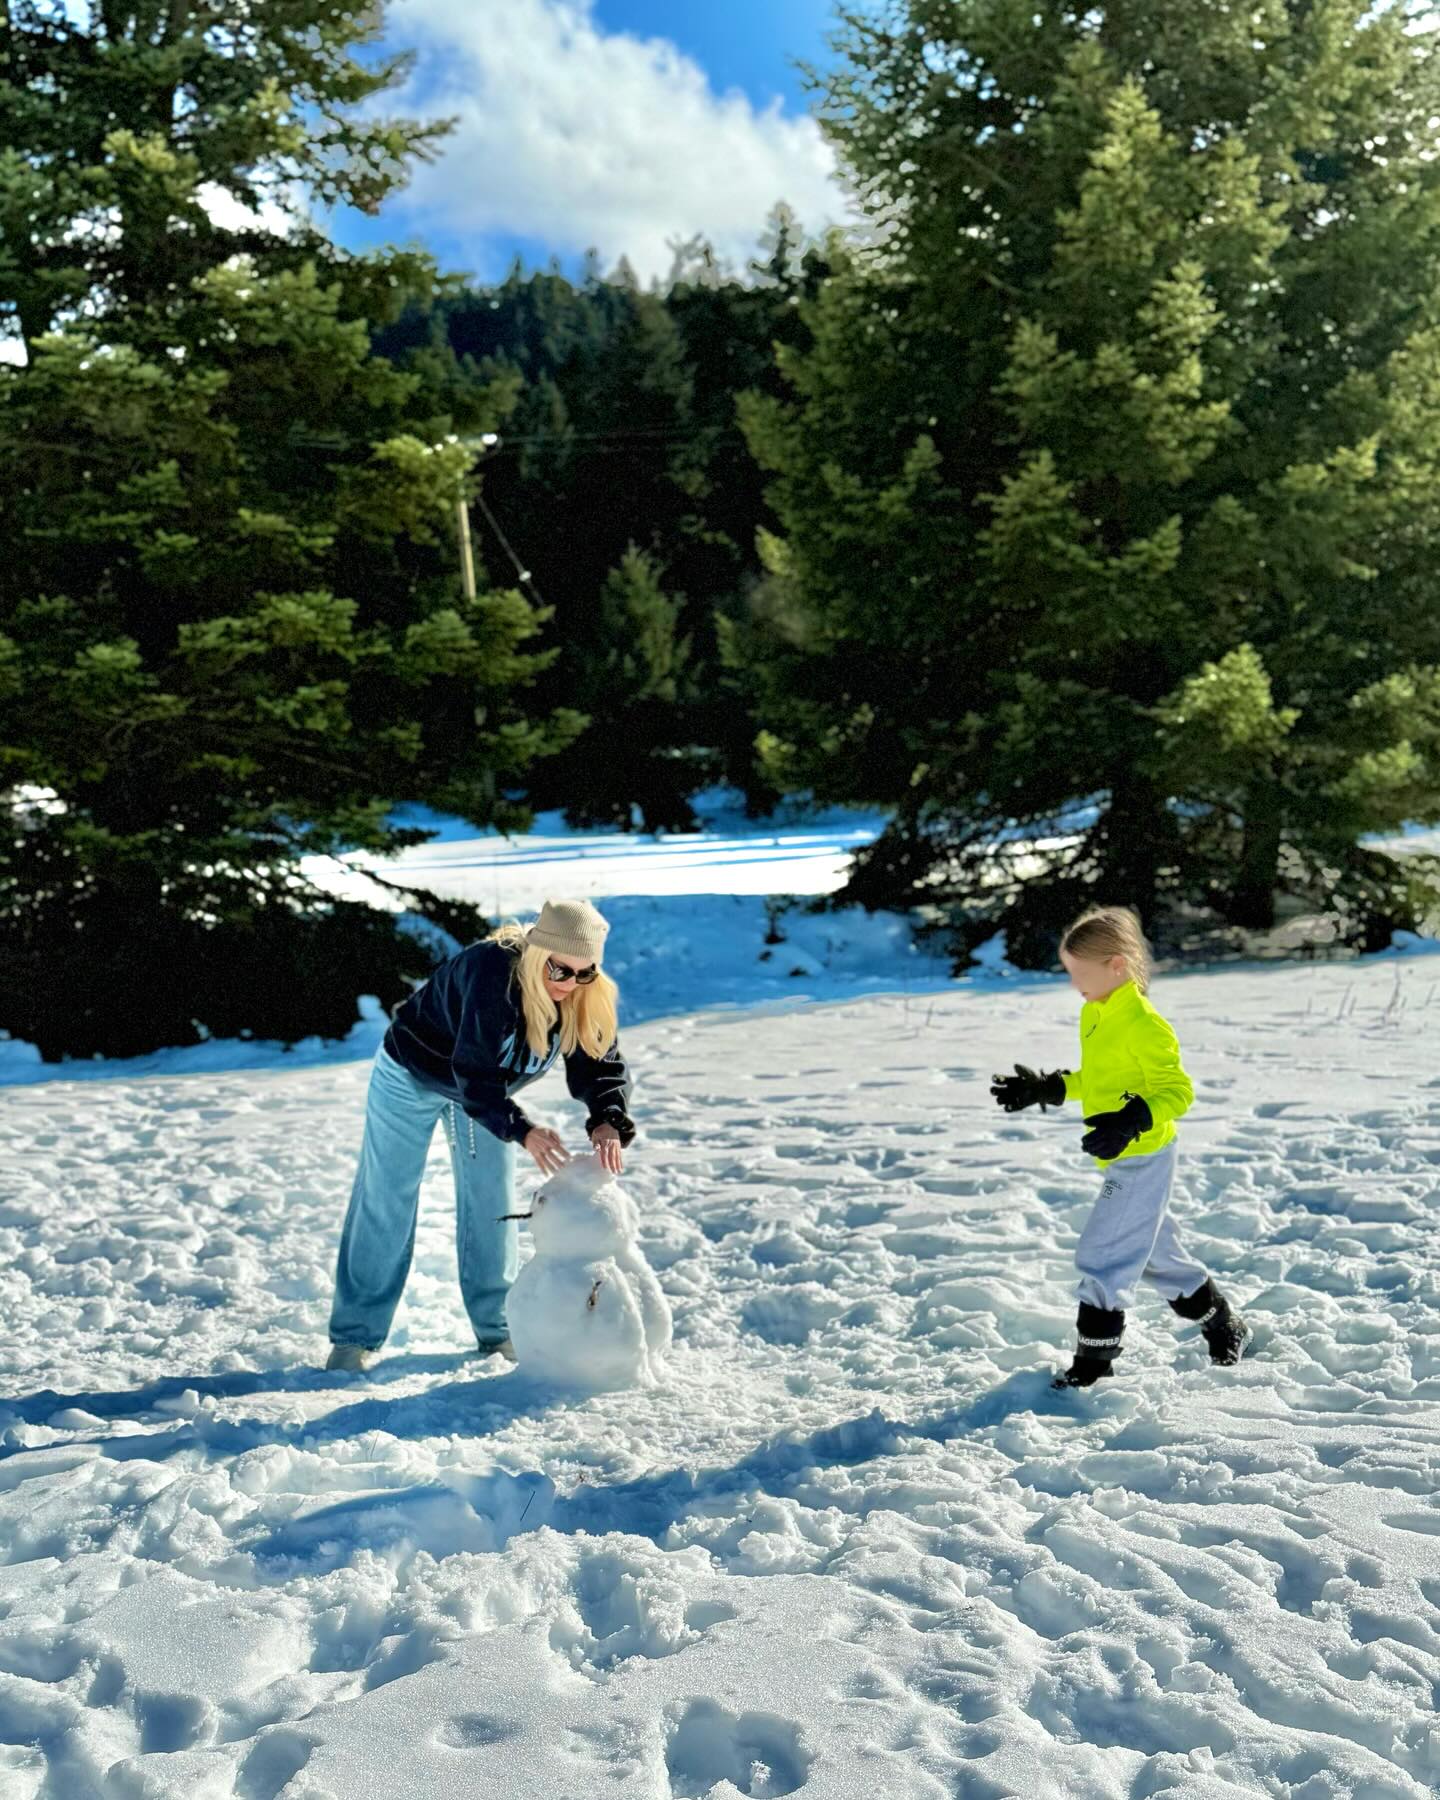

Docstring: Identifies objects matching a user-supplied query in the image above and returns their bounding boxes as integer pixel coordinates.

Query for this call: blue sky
[333,0,847,286]
[588,0,836,110]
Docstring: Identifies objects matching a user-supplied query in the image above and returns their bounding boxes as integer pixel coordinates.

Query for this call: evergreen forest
[5,0,1440,1058]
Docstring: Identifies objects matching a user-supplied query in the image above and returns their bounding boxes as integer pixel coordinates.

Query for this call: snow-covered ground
[3,815,1440,1798]
[319,794,888,911]
[1,804,939,1089]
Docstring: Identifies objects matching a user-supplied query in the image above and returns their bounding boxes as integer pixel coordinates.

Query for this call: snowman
[505,1153,672,1389]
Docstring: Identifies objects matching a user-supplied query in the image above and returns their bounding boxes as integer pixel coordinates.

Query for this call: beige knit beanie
[526,898,610,963]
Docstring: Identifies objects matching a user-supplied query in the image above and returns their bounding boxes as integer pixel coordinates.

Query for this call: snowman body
[507,1155,672,1389]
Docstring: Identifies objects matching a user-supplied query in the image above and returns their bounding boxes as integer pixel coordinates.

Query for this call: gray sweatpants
[1074,1142,1208,1312]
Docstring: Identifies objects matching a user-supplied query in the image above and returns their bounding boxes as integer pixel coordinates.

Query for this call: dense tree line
[735,0,1440,963]
[377,0,1440,965]
[0,1,576,1058]
[372,209,826,830]
[5,0,1440,1062]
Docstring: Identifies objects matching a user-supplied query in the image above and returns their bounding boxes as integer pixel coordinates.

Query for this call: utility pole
[456,432,500,602]
[455,495,477,601]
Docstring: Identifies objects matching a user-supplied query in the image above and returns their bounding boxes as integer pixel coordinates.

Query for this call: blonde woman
[990,905,1250,1388]
[326,899,634,1372]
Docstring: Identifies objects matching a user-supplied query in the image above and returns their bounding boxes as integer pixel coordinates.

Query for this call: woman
[326,898,635,1371]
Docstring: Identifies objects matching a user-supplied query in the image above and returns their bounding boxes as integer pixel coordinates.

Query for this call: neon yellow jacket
[1062,981,1194,1164]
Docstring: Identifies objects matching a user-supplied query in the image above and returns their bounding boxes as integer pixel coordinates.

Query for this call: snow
[3,812,1440,1797]
[308,794,888,916]
[0,806,943,1087]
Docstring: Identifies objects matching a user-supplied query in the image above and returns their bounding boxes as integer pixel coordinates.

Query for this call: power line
[494,423,743,444]
[283,420,744,453]
[471,487,548,613]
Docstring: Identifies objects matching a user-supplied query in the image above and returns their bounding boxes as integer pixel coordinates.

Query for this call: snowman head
[529,1154,639,1258]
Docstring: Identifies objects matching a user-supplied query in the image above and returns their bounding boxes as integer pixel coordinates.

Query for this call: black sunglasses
[544,957,599,985]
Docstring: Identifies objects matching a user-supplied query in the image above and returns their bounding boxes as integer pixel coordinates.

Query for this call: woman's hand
[590,1123,624,1175]
[523,1126,570,1175]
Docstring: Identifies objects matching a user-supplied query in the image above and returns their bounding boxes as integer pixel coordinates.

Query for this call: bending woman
[325,899,635,1372]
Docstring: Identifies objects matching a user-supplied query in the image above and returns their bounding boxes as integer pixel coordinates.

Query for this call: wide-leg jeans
[329,1047,519,1349]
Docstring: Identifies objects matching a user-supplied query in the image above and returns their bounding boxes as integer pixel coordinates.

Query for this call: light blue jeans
[329,1047,519,1349]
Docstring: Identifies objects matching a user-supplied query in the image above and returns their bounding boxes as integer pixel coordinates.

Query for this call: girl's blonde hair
[1061,906,1153,993]
[488,922,620,1059]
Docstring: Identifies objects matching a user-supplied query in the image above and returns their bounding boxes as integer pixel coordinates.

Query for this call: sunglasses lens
[547,959,598,984]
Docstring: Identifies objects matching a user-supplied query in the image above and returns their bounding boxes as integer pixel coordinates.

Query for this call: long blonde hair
[1061,906,1153,993]
[488,922,620,1058]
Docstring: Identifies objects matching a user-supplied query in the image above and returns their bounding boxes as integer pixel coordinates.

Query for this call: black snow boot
[1170,1278,1252,1367]
[1053,1303,1125,1389]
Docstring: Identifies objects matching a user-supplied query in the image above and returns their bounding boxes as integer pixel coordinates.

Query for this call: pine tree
[739,0,1440,958]
[551,546,704,831]
[0,3,581,1058]
[669,213,831,813]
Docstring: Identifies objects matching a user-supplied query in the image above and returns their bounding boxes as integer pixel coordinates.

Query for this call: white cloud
[383,0,851,282]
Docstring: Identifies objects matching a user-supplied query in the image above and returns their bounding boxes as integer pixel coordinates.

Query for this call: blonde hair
[488,922,620,1059]
[1061,906,1153,993]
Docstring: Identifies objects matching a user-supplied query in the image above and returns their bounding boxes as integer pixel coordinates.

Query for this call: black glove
[1081,1093,1153,1160]
[990,1063,1066,1114]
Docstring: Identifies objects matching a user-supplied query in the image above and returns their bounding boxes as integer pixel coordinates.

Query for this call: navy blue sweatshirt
[383,940,634,1146]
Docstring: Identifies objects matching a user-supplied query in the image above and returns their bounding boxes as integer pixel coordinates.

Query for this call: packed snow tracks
[2,963,1439,1795]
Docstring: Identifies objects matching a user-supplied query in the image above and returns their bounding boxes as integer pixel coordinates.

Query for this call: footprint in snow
[1383,1511,1440,1537]
[435,1713,521,1748]
[550,1549,740,1676]
[235,1729,316,1800]
[836,1200,898,1228]
[664,1697,814,1798]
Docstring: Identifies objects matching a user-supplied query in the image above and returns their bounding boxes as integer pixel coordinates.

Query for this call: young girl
[990,906,1250,1388]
